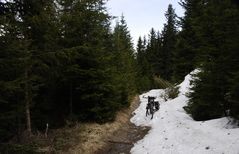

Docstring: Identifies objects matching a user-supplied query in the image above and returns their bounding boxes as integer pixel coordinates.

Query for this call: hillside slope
[131,71,239,154]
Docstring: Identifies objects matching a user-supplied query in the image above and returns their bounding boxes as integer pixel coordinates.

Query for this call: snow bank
[130,70,239,154]
[178,69,200,95]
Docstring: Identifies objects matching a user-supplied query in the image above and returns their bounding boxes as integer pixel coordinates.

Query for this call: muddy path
[96,124,149,154]
[96,99,150,154]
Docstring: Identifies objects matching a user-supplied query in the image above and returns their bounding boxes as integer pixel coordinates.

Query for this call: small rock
[165,138,168,140]
[205,146,210,150]
[227,133,230,135]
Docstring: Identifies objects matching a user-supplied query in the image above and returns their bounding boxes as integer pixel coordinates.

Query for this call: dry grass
[50,96,139,154]
[153,76,172,89]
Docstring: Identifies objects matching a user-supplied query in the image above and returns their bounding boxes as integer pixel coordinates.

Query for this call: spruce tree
[187,0,239,120]
[0,5,27,140]
[0,0,58,139]
[173,0,203,82]
[112,15,137,107]
[56,0,119,122]
[146,28,160,76]
[136,36,153,91]
[161,4,177,81]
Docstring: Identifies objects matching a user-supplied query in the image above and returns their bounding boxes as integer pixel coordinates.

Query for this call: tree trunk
[16,111,21,142]
[25,67,32,137]
[70,82,73,119]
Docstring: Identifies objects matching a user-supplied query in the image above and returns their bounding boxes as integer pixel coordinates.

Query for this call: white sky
[106,0,185,47]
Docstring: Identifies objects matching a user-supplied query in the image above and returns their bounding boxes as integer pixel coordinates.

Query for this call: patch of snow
[131,70,239,154]
[178,69,200,95]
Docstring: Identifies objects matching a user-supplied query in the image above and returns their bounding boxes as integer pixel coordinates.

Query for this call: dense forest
[0,0,137,143]
[0,0,239,150]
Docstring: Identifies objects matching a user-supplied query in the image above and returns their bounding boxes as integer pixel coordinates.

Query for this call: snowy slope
[130,70,239,154]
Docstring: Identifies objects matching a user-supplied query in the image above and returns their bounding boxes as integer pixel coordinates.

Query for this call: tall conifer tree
[187,0,239,120]
[112,15,137,106]
[173,0,203,82]
[161,4,177,81]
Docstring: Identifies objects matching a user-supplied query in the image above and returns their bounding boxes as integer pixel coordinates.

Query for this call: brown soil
[95,123,149,154]
[95,97,150,154]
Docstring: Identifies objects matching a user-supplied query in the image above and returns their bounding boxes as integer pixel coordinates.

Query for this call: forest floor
[34,95,150,154]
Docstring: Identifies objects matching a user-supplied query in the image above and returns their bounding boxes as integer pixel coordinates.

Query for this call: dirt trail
[96,123,149,154]
[96,98,150,154]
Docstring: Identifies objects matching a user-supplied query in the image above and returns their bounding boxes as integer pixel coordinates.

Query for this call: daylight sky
[106,0,185,47]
